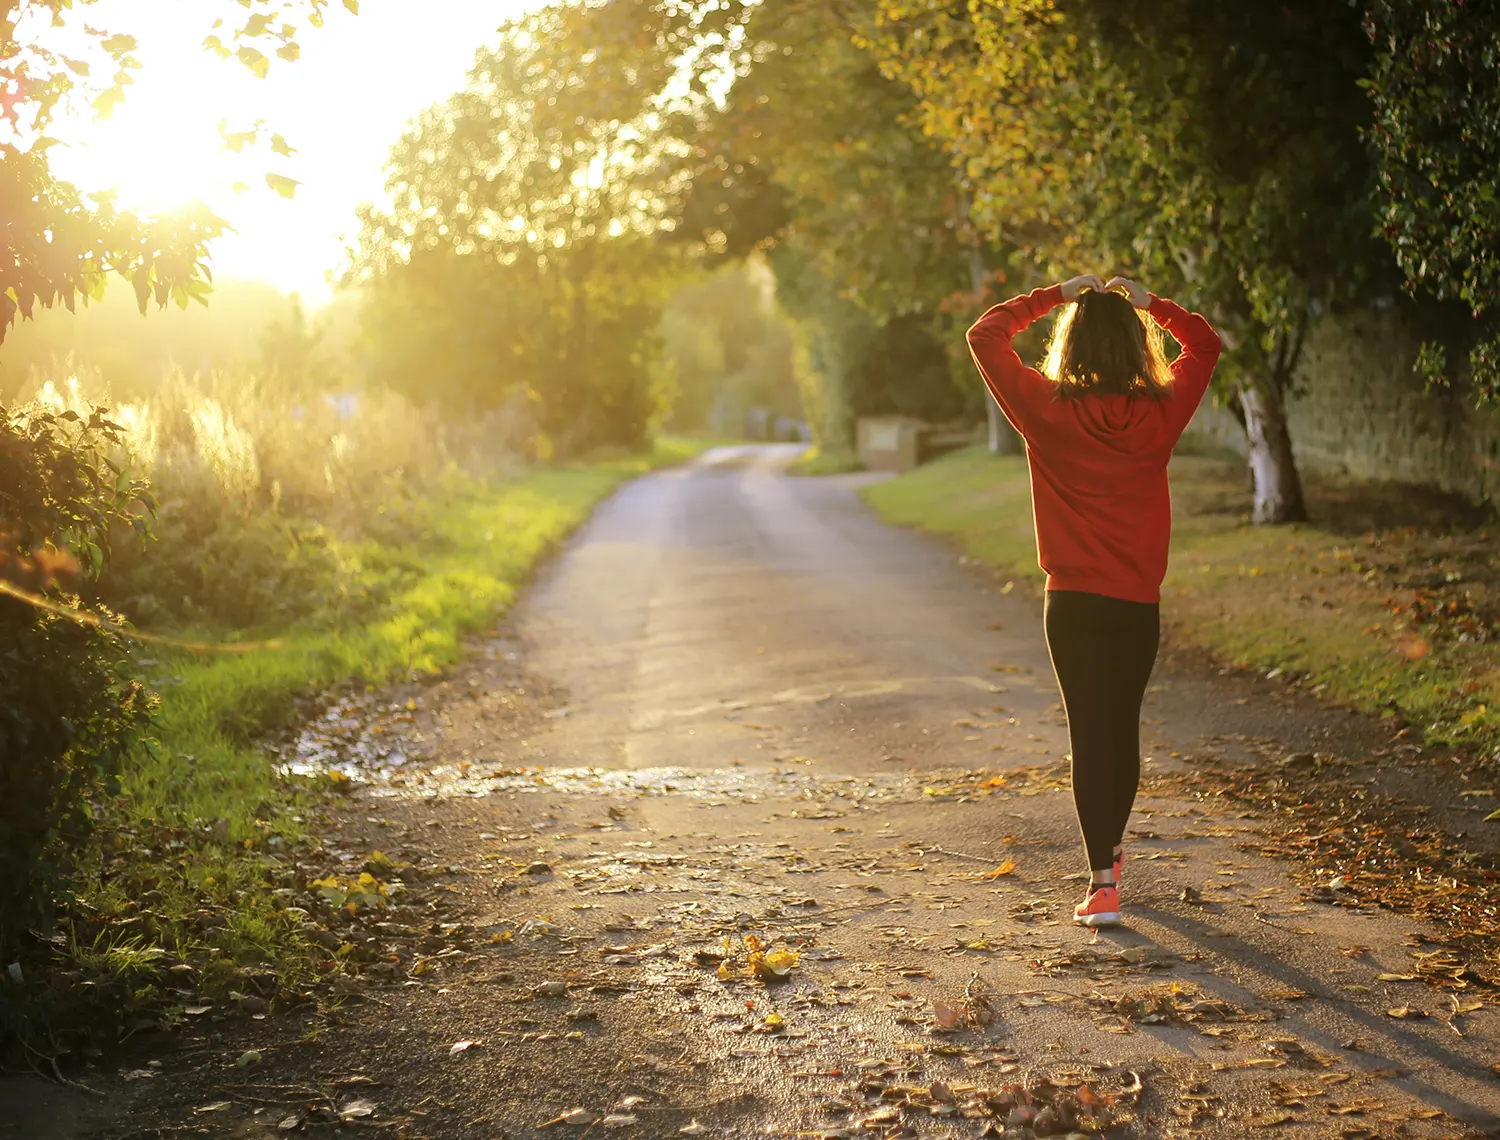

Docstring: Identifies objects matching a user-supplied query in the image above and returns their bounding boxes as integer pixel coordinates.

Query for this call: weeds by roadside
[2,365,721,1062]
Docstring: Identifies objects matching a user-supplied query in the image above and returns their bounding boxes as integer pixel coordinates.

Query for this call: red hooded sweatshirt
[966,284,1222,604]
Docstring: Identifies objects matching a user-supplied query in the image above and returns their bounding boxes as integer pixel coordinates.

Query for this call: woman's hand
[1059,274,1107,302]
[1105,276,1151,309]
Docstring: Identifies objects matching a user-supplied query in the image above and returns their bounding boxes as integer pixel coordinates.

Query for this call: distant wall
[1181,307,1500,506]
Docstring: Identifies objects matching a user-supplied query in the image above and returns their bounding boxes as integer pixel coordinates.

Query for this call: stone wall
[1181,307,1500,506]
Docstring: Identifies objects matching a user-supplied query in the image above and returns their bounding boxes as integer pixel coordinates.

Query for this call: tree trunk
[1238,381,1306,524]
[963,242,1022,457]
[986,399,1021,455]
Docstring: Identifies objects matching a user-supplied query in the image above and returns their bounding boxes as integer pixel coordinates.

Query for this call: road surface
[22,444,1499,1140]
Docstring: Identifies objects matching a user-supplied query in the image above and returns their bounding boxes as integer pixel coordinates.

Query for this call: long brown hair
[1043,288,1173,399]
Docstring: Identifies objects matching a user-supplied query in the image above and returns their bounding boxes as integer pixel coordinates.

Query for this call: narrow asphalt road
[495,444,1500,1136]
[20,444,1500,1140]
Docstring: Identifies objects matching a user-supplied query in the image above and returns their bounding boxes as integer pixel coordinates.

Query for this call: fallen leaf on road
[543,1108,602,1128]
[679,1124,707,1136]
[980,859,1017,880]
[1262,986,1308,1001]
[751,949,798,982]
[932,1001,962,1029]
[234,1050,262,1068]
[449,1039,481,1056]
[1246,1112,1297,1127]
[1329,1101,1385,1115]
[339,1099,376,1121]
[602,1114,637,1127]
[1384,1006,1427,1019]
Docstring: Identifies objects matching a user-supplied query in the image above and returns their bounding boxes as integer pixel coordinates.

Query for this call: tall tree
[679,0,1009,449]
[1364,0,1500,399]
[349,6,699,453]
[873,0,1384,522]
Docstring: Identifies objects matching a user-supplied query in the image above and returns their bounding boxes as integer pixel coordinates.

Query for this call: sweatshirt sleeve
[1147,294,1222,436]
[965,284,1067,438]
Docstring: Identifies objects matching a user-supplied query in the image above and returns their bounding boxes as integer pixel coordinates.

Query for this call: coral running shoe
[1074,884,1121,929]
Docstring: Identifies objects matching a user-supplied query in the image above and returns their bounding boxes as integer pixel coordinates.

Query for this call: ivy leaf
[343,0,360,13]
[240,13,275,38]
[270,133,297,157]
[265,173,301,199]
[277,42,301,62]
[99,34,138,54]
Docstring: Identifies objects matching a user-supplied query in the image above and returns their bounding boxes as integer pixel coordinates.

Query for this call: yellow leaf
[981,859,1017,880]
[753,949,798,981]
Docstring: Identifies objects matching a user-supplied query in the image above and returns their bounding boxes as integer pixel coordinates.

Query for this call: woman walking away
[965,274,1221,928]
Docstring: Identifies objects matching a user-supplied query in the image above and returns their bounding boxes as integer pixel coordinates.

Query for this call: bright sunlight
[44,0,537,303]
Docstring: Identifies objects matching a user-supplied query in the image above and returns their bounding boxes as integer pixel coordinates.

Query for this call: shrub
[0,404,158,964]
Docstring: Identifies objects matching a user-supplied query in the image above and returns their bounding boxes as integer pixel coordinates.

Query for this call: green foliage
[351,5,707,454]
[1364,1,1500,400]
[0,405,157,961]
[107,509,374,632]
[677,0,981,443]
[657,262,801,432]
[874,0,1381,382]
[866,0,1389,520]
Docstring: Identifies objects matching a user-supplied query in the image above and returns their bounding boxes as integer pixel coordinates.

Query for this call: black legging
[1043,589,1160,871]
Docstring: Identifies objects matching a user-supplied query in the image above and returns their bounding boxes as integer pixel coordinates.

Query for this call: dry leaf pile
[812,1062,1139,1139]
[918,764,1070,802]
[1147,748,1500,993]
[1085,982,1273,1035]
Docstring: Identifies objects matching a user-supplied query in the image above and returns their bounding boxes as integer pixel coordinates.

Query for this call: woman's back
[964,278,1222,604]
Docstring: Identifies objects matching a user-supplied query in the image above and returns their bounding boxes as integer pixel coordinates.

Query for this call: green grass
[53,439,716,1026]
[130,444,713,833]
[864,445,1500,759]
[863,449,1040,583]
[787,445,864,476]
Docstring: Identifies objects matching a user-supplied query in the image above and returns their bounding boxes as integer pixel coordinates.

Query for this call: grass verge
[864,445,1500,762]
[23,439,714,1047]
[787,445,864,476]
